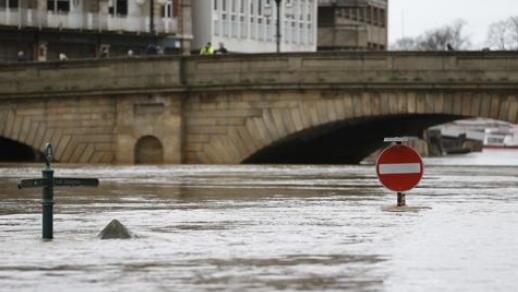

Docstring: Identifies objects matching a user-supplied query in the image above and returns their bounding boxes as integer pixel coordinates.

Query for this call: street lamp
[274,0,281,53]
[150,0,155,35]
[149,0,157,46]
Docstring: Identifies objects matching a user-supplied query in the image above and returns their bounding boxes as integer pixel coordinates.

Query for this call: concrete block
[479,94,491,118]
[271,108,289,137]
[388,92,400,115]
[498,96,511,122]
[289,106,306,132]
[227,129,249,160]
[425,93,435,114]
[54,135,72,161]
[362,92,373,116]
[370,92,381,116]
[507,96,518,123]
[10,115,23,142]
[281,107,297,135]
[470,94,482,117]
[406,92,417,114]
[489,95,501,119]
[237,127,261,154]
[69,143,87,163]
[317,100,332,124]
[186,134,211,143]
[250,118,274,145]
[461,94,472,117]
[79,144,95,163]
[434,92,445,114]
[262,110,282,141]
[32,123,47,150]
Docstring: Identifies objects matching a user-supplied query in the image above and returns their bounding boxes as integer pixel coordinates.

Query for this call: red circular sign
[376,144,424,192]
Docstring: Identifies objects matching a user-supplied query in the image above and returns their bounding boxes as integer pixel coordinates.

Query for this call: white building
[192,0,318,53]
[0,0,189,61]
[0,0,177,35]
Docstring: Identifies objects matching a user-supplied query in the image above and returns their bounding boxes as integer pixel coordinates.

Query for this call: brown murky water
[1,150,517,291]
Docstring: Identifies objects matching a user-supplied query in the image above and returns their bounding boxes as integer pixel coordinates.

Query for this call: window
[115,0,128,15]
[380,9,386,28]
[162,0,172,18]
[214,0,217,10]
[47,0,70,12]
[318,7,334,27]
[110,0,128,16]
[0,0,19,9]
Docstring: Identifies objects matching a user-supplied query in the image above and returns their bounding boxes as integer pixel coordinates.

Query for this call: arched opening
[243,114,462,164]
[134,136,164,165]
[0,137,44,162]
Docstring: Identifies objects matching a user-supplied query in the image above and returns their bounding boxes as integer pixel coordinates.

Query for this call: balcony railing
[0,8,177,34]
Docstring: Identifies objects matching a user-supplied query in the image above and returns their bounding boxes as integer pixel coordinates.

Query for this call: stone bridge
[0,52,517,164]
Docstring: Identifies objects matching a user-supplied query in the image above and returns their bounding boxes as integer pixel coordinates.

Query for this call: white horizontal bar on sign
[379,163,421,175]
[383,137,410,142]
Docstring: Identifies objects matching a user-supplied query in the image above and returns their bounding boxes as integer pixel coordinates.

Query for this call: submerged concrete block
[98,219,132,240]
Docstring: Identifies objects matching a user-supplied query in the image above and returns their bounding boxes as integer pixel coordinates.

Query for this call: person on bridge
[17,50,27,62]
[145,44,163,55]
[200,42,214,56]
[58,53,68,61]
[215,43,228,55]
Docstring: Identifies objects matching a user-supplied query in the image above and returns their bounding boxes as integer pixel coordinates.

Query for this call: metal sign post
[377,137,424,208]
[18,143,99,240]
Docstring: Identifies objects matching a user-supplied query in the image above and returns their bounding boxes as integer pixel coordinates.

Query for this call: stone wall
[4,52,518,99]
[0,96,116,163]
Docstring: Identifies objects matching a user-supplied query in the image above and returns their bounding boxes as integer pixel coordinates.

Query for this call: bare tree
[486,20,510,50]
[391,20,471,51]
[486,16,518,50]
[508,16,518,49]
[391,37,417,50]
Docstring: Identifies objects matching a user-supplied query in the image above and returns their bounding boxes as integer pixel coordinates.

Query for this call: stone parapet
[2,52,518,100]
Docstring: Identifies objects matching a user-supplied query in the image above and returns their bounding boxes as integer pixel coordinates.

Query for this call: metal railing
[0,8,177,34]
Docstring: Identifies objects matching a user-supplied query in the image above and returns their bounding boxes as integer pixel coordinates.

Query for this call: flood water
[0,149,517,291]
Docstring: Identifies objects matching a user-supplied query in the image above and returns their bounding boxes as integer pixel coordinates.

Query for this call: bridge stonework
[1,52,517,164]
[0,97,117,163]
[184,90,517,163]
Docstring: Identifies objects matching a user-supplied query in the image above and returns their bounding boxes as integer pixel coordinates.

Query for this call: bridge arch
[0,107,113,164]
[193,90,518,164]
[134,136,164,164]
[242,114,462,164]
[0,137,44,162]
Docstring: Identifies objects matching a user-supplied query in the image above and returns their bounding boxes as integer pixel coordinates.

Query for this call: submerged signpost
[17,143,99,240]
[376,138,424,208]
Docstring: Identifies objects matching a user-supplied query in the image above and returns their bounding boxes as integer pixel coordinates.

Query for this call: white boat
[483,127,518,149]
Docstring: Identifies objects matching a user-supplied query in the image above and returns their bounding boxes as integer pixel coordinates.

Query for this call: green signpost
[17,143,99,240]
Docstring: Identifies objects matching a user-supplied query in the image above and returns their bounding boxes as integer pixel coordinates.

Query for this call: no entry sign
[376,144,424,192]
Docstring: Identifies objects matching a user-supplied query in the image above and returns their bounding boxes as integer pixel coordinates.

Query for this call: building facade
[192,0,318,53]
[0,0,192,62]
[318,0,387,51]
